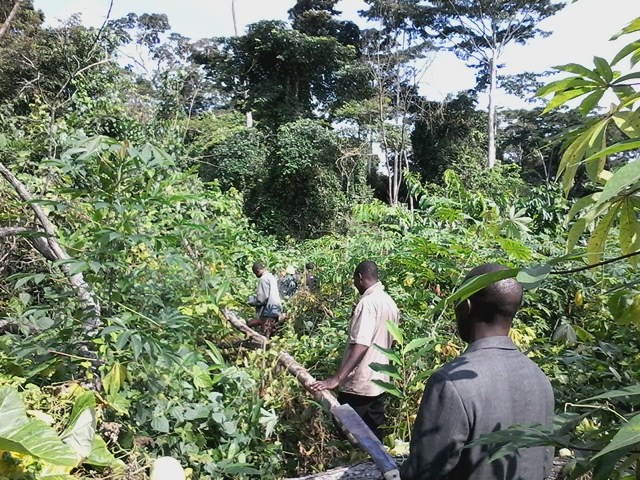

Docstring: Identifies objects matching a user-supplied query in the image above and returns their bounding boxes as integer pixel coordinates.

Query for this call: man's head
[305,262,315,271]
[353,260,379,295]
[455,263,523,343]
[252,262,265,277]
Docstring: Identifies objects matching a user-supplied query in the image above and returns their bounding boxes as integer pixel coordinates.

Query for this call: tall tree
[194,20,363,131]
[419,0,564,168]
[350,0,432,205]
[288,0,360,49]
[412,92,487,185]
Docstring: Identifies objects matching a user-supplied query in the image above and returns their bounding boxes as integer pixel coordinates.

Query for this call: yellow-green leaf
[567,218,587,252]
[592,413,640,460]
[612,110,640,138]
[586,204,621,264]
[619,199,640,255]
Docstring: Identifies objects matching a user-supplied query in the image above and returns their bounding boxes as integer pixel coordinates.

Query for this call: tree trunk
[487,52,498,169]
[0,161,102,337]
[0,0,23,40]
[286,458,568,480]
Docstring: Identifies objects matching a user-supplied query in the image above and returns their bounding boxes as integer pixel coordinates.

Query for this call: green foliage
[247,119,349,239]
[412,92,487,185]
[0,385,122,478]
[3,5,640,480]
[537,16,640,264]
[194,20,364,131]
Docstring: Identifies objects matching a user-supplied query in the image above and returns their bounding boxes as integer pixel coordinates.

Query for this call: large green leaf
[619,199,640,255]
[515,264,552,290]
[372,344,401,365]
[585,384,640,402]
[612,110,640,138]
[84,435,125,471]
[582,139,640,167]
[0,387,77,467]
[435,269,519,314]
[403,337,430,355]
[586,204,621,264]
[592,413,640,460]
[594,157,640,208]
[369,362,402,380]
[61,392,97,461]
[610,17,640,40]
[593,56,614,83]
[371,379,402,398]
[566,218,587,252]
[553,63,604,82]
[385,320,403,345]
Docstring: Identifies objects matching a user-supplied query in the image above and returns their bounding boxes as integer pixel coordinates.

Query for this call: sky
[36,0,640,109]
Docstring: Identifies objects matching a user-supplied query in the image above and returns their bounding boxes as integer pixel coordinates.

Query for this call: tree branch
[0,161,101,336]
[552,250,640,275]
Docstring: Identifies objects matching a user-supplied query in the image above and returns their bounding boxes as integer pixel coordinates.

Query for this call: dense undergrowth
[1,133,637,478]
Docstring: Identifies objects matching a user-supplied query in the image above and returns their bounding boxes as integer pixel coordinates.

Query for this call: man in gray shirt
[247,262,282,337]
[401,263,554,480]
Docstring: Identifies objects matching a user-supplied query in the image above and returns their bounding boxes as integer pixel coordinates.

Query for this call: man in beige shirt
[310,260,400,439]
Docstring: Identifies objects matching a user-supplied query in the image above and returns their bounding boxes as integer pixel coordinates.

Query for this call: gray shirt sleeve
[256,276,270,306]
[400,372,470,480]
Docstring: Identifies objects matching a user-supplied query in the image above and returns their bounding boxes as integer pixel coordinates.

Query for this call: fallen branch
[223,309,400,480]
[0,226,56,259]
[0,161,101,336]
[0,161,102,389]
[224,308,339,412]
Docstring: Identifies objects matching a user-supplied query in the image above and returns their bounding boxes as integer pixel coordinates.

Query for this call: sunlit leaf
[619,199,640,255]
[516,263,551,290]
[0,387,77,467]
[385,320,403,345]
[585,384,640,402]
[586,204,621,264]
[592,413,640,460]
[403,337,430,354]
[593,157,640,208]
[612,110,640,138]
[553,63,603,82]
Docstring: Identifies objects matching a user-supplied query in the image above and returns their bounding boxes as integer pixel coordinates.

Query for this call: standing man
[310,260,400,440]
[400,263,554,480]
[247,262,282,338]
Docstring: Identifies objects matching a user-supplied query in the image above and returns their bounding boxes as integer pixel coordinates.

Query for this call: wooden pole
[223,308,339,412]
[222,309,400,480]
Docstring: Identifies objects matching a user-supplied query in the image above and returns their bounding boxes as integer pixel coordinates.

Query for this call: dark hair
[252,262,265,273]
[355,260,378,281]
[305,262,315,270]
[465,263,523,323]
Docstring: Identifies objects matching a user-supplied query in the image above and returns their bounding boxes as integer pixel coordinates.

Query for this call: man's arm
[400,372,469,480]
[309,343,368,392]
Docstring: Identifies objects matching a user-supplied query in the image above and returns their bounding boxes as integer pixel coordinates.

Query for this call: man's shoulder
[362,287,398,307]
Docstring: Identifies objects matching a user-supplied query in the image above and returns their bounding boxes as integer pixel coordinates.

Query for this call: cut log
[285,458,568,480]
[223,309,400,480]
